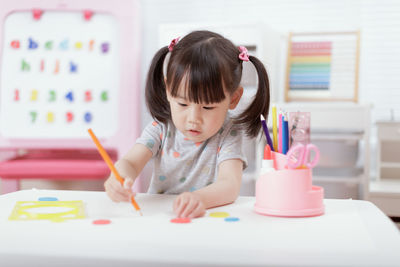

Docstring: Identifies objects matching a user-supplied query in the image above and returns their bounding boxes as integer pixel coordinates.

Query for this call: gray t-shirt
[136,115,248,194]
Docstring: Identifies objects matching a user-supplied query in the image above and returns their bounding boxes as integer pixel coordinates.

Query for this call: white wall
[140,0,400,123]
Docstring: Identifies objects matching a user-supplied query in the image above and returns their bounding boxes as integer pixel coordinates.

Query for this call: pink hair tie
[238,46,249,62]
[168,37,180,52]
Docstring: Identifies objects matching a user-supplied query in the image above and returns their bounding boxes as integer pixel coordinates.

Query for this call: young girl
[104,30,270,218]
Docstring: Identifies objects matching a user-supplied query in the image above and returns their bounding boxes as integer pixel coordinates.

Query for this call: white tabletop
[0,189,399,267]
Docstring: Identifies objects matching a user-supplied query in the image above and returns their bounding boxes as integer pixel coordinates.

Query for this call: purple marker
[261,115,274,152]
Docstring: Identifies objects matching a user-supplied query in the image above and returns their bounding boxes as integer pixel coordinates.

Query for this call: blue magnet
[38,197,58,201]
[224,217,240,222]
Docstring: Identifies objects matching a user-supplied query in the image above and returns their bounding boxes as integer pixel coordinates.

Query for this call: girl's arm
[173,159,243,218]
[104,143,153,202]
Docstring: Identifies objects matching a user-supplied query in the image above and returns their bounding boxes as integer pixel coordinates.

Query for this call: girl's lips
[188,129,201,136]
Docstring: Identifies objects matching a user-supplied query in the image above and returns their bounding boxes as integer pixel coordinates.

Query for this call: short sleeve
[135,121,165,157]
[216,125,248,170]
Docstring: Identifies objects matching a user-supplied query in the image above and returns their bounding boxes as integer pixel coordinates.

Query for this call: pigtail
[145,46,171,123]
[236,55,270,138]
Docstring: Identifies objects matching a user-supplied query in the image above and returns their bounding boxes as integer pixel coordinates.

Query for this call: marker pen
[260,144,275,175]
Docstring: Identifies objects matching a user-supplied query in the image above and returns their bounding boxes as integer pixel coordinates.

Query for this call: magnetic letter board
[0,0,141,155]
[1,12,119,138]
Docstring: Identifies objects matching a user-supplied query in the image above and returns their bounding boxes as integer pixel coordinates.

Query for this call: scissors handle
[286,144,305,169]
[286,143,320,169]
[304,144,319,168]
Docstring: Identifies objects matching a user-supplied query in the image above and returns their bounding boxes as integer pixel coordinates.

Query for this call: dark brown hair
[145,30,270,138]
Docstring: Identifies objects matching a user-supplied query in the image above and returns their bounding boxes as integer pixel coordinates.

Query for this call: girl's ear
[229,86,244,109]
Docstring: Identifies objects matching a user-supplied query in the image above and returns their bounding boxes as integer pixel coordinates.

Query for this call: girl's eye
[203,106,215,110]
[178,103,187,107]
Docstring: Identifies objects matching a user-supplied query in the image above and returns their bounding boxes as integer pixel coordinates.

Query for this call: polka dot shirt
[136,115,247,194]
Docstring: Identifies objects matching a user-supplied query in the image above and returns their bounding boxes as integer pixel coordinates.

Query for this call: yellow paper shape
[8,201,86,222]
[209,212,230,218]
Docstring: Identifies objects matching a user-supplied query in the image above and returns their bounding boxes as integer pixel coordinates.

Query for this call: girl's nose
[188,107,201,124]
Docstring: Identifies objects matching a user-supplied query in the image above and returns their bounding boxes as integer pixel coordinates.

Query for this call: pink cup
[254,152,324,217]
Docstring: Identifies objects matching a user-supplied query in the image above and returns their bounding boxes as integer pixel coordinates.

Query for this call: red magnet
[32,9,43,20]
[92,219,111,225]
[83,10,93,21]
[170,217,191,224]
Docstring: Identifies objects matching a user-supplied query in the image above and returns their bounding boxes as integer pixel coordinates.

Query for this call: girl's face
[166,86,243,142]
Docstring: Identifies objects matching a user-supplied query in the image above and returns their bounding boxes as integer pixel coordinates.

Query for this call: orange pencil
[88,128,142,216]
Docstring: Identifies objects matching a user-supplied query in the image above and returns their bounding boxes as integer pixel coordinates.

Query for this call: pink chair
[0,149,116,194]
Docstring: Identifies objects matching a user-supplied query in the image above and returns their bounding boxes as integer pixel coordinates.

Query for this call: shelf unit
[369,121,400,217]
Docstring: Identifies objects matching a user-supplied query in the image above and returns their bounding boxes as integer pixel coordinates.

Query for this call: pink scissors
[287,143,320,169]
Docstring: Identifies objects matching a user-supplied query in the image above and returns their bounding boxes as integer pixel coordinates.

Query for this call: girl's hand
[173,192,206,218]
[104,176,135,202]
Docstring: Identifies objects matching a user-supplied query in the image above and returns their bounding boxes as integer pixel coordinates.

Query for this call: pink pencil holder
[254,152,324,217]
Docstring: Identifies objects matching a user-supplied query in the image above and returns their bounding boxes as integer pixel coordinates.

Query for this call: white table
[0,189,399,267]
